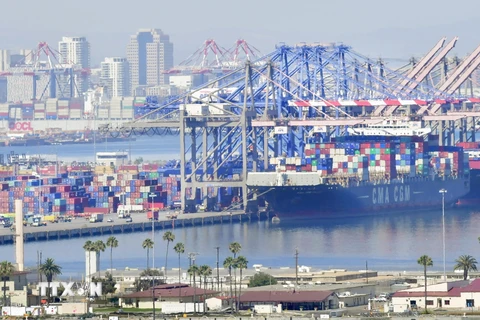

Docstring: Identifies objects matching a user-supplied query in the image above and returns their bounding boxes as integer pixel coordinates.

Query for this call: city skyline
[0,0,479,66]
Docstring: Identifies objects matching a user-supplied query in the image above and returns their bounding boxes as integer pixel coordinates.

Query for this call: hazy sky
[1,0,480,67]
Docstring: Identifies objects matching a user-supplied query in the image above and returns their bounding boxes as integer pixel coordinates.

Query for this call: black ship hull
[255,177,469,218]
[457,169,480,207]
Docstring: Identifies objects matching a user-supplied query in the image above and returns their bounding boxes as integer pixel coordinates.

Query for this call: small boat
[271,215,280,223]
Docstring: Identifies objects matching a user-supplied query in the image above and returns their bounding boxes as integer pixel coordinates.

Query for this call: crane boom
[392,37,446,95]
[437,44,480,93]
[404,37,458,94]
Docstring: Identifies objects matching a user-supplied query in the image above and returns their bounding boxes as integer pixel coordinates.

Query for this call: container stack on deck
[271,136,467,181]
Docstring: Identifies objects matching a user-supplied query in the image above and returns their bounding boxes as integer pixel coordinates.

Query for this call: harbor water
[0,134,478,278]
[0,207,478,278]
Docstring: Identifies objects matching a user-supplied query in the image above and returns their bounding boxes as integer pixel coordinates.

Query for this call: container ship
[247,118,471,217]
[456,142,480,207]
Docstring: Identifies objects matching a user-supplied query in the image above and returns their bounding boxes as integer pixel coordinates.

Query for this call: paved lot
[0,209,246,235]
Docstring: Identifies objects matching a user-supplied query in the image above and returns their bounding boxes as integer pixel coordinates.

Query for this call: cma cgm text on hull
[249,175,468,217]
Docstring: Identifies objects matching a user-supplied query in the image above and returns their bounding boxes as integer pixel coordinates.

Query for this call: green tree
[106,236,119,275]
[229,242,241,306]
[0,261,15,306]
[248,272,277,287]
[223,256,235,312]
[235,256,248,311]
[134,269,163,292]
[188,265,199,314]
[39,258,62,303]
[92,272,117,301]
[83,240,96,279]
[417,255,433,312]
[454,255,478,280]
[134,157,144,165]
[199,265,212,314]
[162,231,175,282]
[173,242,185,298]
[142,238,154,269]
[94,240,106,277]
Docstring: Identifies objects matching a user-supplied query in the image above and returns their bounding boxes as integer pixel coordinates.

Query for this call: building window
[426,300,434,306]
[444,300,450,305]
[467,299,475,307]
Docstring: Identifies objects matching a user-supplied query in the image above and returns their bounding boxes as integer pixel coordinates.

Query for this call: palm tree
[229,242,241,309]
[173,242,185,298]
[235,256,248,311]
[94,240,106,277]
[199,265,212,314]
[0,261,15,306]
[142,238,154,269]
[162,231,175,282]
[223,256,235,312]
[188,265,199,314]
[39,258,62,303]
[83,240,95,280]
[454,255,478,280]
[417,255,433,312]
[106,236,118,275]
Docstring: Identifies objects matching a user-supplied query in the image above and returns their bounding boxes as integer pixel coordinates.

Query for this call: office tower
[126,29,174,94]
[58,36,91,94]
[100,57,130,97]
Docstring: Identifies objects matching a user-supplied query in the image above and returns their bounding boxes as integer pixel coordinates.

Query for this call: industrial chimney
[15,199,24,271]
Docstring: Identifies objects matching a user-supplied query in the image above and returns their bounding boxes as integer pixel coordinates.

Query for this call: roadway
[0,209,246,236]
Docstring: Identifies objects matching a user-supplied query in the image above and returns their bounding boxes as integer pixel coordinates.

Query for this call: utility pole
[215,246,220,291]
[188,252,198,286]
[295,248,299,285]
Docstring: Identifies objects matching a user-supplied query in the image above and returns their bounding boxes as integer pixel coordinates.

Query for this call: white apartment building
[0,50,10,71]
[58,36,91,94]
[100,57,130,97]
[126,29,174,94]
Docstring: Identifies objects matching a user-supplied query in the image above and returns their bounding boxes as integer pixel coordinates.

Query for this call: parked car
[126,217,133,223]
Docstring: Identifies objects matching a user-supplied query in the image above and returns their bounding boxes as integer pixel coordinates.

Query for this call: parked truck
[31,216,47,227]
[147,211,159,221]
[117,205,143,218]
[89,213,104,223]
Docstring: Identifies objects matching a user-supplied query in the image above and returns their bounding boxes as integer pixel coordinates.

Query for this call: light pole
[215,246,220,291]
[149,193,157,270]
[439,188,447,282]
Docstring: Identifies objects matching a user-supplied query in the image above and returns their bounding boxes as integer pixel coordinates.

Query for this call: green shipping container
[370,160,376,166]
[385,149,390,155]
[312,160,318,167]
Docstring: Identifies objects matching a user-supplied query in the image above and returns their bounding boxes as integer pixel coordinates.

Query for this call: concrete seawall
[0,211,269,245]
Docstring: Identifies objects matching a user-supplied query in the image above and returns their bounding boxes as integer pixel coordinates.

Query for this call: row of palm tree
[222,242,248,312]
[417,254,478,312]
[82,237,119,279]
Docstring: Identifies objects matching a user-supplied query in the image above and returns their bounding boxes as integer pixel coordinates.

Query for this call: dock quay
[0,210,269,245]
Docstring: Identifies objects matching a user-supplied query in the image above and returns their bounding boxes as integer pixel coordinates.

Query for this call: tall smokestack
[15,199,24,271]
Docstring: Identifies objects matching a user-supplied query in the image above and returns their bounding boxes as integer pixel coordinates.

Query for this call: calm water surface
[0,208,478,278]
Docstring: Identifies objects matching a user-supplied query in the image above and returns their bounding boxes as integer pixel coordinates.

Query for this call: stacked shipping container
[272,136,465,180]
[0,164,183,216]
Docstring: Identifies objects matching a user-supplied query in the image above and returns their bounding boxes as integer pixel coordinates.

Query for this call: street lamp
[141,276,161,320]
[149,193,157,270]
[439,188,447,282]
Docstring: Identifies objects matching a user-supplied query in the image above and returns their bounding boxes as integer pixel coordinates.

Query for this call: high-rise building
[126,29,173,94]
[0,50,10,72]
[58,36,91,94]
[100,57,130,97]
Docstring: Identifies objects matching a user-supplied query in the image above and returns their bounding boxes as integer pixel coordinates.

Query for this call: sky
[1,0,480,67]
